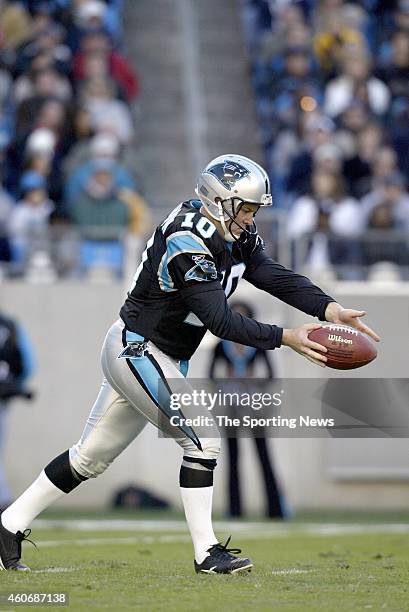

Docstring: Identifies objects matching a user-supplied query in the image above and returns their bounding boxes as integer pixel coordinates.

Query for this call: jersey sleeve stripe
[157,231,213,292]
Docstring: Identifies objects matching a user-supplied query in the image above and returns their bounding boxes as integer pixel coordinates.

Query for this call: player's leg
[99,322,219,563]
[0,355,148,570]
[102,322,252,573]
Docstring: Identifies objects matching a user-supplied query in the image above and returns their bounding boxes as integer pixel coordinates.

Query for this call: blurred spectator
[13,65,72,105]
[313,141,343,175]
[336,100,370,141]
[256,3,309,67]
[361,172,409,268]
[8,170,54,266]
[64,132,135,207]
[66,0,108,52]
[14,22,72,77]
[313,1,366,76]
[15,69,71,140]
[70,160,150,276]
[64,128,133,179]
[22,129,64,209]
[67,0,123,51]
[25,126,56,159]
[0,310,34,511]
[323,49,391,118]
[0,1,32,50]
[0,182,13,263]
[0,63,12,109]
[287,169,364,278]
[4,127,55,200]
[61,105,95,177]
[70,160,149,238]
[377,29,409,101]
[80,76,134,143]
[11,98,70,206]
[362,172,409,231]
[240,0,273,57]
[371,146,400,190]
[270,45,321,127]
[269,111,310,205]
[390,98,409,183]
[342,122,383,198]
[395,0,409,31]
[73,31,139,101]
[377,0,409,56]
[70,161,130,237]
[285,113,335,198]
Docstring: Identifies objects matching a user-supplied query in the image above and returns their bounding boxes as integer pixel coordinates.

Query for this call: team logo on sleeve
[184,255,218,282]
[206,161,250,191]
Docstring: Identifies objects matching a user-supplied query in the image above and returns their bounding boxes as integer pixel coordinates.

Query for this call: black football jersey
[120,200,334,360]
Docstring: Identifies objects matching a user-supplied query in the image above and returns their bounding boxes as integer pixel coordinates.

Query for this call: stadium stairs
[124,0,262,220]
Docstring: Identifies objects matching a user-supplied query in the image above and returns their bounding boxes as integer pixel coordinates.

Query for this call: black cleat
[194,536,253,574]
[0,514,35,571]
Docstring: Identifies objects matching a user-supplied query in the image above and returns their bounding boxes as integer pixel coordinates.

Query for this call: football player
[0,154,380,574]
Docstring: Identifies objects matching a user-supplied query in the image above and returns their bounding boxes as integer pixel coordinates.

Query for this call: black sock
[44,450,87,493]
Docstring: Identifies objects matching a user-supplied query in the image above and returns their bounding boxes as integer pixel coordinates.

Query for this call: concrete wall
[1,279,409,513]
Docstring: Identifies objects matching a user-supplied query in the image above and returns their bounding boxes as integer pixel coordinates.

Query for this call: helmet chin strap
[217,202,236,242]
[199,196,252,243]
[217,199,257,243]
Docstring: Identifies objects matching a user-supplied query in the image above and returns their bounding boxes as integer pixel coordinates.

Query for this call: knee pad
[179,436,221,462]
[69,445,111,479]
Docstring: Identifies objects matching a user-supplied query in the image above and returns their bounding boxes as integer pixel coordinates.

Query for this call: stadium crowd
[1,1,408,281]
[241,0,409,279]
[0,0,150,279]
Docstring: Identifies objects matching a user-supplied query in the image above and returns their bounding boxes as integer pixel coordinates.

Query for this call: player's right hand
[281,323,328,368]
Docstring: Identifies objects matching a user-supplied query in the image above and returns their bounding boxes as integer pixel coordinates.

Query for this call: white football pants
[69,319,220,479]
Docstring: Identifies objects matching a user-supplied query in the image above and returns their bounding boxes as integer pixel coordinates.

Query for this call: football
[308,324,378,370]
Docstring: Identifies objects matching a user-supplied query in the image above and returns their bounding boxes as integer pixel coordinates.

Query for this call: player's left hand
[325,303,380,342]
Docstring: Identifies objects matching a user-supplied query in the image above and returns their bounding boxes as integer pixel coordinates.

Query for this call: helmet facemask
[215,197,260,243]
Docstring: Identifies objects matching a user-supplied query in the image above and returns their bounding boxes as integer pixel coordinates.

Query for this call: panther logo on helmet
[206,161,250,192]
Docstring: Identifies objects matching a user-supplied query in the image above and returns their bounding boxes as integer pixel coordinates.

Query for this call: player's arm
[181,283,328,365]
[243,249,334,320]
[244,250,380,344]
[166,236,329,362]
[181,282,283,350]
[164,230,284,350]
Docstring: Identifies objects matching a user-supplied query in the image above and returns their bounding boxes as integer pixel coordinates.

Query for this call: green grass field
[1,513,409,611]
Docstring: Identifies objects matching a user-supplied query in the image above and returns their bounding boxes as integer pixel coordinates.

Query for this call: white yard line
[32,519,409,537]
[271,569,313,575]
[37,535,191,547]
[32,565,315,575]
[33,567,76,573]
